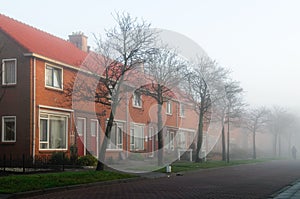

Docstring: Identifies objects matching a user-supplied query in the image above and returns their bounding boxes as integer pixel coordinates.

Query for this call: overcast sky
[1,0,300,111]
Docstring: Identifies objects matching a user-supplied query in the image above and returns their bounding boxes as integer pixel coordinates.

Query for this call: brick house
[0,14,204,161]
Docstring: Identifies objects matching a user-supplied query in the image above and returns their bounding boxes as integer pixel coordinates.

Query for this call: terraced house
[0,14,205,162]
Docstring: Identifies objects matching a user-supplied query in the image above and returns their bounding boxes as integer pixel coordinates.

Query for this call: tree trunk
[273,133,278,157]
[195,108,204,163]
[278,134,281,157]
[96,109,115,171]
[226,118,230,163]
[253,130,256,159]
[157,103,164,166]
[221,122,226,161]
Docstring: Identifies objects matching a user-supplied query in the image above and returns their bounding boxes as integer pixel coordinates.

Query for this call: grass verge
[156,158,273,173]
[0,170,136,194]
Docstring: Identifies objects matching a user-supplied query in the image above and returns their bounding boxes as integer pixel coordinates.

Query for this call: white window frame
[90,119,98,137]
[76,117,86,136]
[130,123,145,151]
[179,103,185,117]
[39,112,68,150]
[132,91,142,108]
[164,130,175,151]
[2,116,16,142]
[45,64,63,90]
[107,121,124,150]
[2,59,17,85]
[166,100,172,115]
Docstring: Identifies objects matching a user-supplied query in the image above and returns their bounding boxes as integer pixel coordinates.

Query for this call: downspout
[126,89,129,158]
[32,57,36,162]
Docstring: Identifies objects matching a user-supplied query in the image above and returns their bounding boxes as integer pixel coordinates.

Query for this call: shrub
[70,144,78,164]
[49,152,69,165]
[77,155,98,166]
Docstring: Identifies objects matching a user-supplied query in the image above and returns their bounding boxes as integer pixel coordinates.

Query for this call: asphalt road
[23,160,300,199]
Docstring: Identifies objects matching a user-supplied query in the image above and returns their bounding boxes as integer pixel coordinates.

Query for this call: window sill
[45,86,64,92]
[1,141,16,144]
[133,105,142,109]
[39,149,68,152]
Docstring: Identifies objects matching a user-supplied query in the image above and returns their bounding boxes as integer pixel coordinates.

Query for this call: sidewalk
[271,180,300,199]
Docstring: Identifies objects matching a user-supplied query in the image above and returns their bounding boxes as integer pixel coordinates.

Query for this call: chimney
[68,32,88,52]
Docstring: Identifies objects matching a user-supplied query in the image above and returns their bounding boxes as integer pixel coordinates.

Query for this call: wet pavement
[3,160,300,199]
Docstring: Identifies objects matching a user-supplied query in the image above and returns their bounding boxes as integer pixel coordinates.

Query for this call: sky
[1,0,300,111]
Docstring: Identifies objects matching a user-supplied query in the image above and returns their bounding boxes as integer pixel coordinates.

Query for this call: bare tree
[243,106,269,159]
[224,80,245,163]
[185,57,229,162]
[138,47,188,166]
[267,106,295,157]
[68,12,157,170]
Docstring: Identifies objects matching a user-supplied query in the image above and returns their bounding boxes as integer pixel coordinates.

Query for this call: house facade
[0,14,206,162]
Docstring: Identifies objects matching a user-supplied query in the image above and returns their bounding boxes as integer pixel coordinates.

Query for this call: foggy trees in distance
[243,106,269,159]
[224,81,245,162]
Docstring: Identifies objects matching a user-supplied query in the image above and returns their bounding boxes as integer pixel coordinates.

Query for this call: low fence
[0,154,71,173]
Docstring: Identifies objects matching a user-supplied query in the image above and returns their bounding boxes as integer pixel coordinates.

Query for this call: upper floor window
[45,65,63,89]
[180,103,185,117]
[166,100,172,115]
[2,116,16,142]
[2,59,17,85]
[133,91,142,108]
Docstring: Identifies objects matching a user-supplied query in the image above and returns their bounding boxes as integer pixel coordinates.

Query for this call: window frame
[45,64,63,90]
[90,119,98,137]
[132,91,142,108]
[179,103,185,117]
[76,117,86,136]
[166,100,172,115]
[39,112,68,150]
[130,123,145,151]
[107,121,124,151]
[2,116,16,142]
[2,58,17,85]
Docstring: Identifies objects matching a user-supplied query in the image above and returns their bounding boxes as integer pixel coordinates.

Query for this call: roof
[0,14,87,67]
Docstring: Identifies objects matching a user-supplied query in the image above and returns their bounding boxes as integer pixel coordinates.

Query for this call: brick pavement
[7,160,300,199]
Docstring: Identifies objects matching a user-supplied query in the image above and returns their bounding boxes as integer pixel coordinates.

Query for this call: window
[2,59,17,85]
[45,65,62,89]
[180,103,185,117]
[164,130,174,151]
[90,120,98,137]
[177,131,186,149]
[130,124,144,151]
[39,113,67,150]
[2,116,16,142]
[133,91,142,108]
[76,118,86,136]
[166,100,172,115]
[108,122,123,150]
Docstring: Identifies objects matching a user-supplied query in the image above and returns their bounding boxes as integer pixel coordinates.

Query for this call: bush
[70,145,78,164]
[49,152,69,165]
[77,155,98,166]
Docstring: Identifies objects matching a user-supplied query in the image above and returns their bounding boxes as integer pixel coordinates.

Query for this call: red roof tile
[0,14,87,67]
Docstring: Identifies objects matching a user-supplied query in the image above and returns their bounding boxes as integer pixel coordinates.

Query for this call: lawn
[156,159,272,173]
[0,171,136,194]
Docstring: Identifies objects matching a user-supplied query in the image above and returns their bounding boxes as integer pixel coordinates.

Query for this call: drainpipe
[32,57,36,162]
[126,88,129,158]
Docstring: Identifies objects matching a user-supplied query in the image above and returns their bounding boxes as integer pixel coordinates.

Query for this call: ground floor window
[164,130,175,151]
[107,122,123,150]
[2,116,16,142]
[130,124,144,151]
[39,113,67,150]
